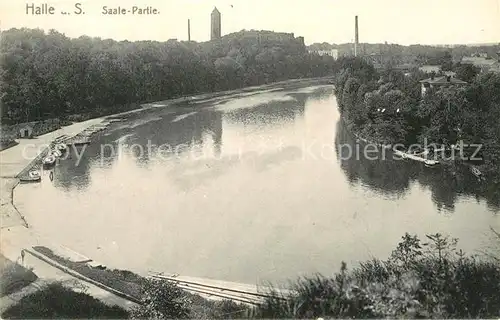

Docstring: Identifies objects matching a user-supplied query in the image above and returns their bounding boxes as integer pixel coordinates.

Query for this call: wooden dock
[149,273,291,306]
[65,123,110,146]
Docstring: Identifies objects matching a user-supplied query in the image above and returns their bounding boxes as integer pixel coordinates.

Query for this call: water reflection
[52,145,95,191]
[221,93,306,127]
[334,120,414,199]
[334,119,500,213]
[14,85,499,284]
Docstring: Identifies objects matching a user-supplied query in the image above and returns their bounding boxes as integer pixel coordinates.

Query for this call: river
[14,84,500,285]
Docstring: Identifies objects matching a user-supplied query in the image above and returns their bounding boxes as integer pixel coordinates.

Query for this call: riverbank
[0,76,331,314]
[2,76,500,318]
[1,76,330,227]
[335,57,500,184]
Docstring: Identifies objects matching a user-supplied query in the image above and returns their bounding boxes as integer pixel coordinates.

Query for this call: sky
[1,0,499,45]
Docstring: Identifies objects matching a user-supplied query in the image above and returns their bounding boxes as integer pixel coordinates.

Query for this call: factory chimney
[354,15,359,57]
[188,19,191,41]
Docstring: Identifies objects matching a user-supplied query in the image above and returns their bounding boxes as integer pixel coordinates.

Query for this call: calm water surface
[15,85,500,284]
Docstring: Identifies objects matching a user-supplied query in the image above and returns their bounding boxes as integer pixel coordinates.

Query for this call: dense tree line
[0,28,339,125]
[335,57,500,182]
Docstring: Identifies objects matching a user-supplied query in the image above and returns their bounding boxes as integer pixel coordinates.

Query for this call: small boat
[42,155,56,166]
[20,170,41,182]
[51,149,62,157]
[56,143,67,152]
[28,170,41,180]
[424,159,439,167]
[471,166,483,179]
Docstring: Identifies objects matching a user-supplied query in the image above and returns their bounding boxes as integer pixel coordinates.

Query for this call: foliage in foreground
[32,246,249,319]
[257,233,500,319]
[29,232,500,319]
[129,232,500,319]
[0,253,38,297]
[1,282,129,319]
[131,278,250,319]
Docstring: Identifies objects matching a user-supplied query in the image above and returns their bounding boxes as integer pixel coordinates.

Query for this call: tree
[455,64,480,83]
[0,28,338,124]
[131,279,190,319]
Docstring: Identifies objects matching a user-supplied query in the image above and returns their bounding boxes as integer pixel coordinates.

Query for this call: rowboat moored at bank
[42,155,56,166]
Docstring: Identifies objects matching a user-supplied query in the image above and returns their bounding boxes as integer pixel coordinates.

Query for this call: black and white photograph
[0,0,500,318]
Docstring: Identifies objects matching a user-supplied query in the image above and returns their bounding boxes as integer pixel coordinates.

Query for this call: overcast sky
[1,0,499,45]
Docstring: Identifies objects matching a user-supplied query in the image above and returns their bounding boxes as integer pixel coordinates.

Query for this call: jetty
[65,122,111,146]
[149,272,291,306]
[393,148,439,166]
[13,120,114,184]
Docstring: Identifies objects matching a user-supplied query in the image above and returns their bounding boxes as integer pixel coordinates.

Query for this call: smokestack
[188,19,191,41]
[354,15,359,57]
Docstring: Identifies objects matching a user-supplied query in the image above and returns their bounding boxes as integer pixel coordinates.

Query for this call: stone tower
[211,7,221,40]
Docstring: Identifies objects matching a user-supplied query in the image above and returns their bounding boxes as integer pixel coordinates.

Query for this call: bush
[31,246,252,319]
[0,254,38,297]
[257,233,500,319]
[130,278,190,319]
[1,282,129,319]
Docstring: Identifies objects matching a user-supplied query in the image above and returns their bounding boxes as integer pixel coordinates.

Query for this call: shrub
[1,282,129,319]
[0,254,38,297]
[130,278,190,319]
[258,233,500,319]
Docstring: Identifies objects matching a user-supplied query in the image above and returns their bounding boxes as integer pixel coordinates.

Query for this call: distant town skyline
[1,0,499,45]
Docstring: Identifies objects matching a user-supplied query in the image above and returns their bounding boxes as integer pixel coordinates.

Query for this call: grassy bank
[33,246,144,299]
[0,254,38,297]
[1,282,129,319]
[31,246,249,318]
[0,140,19,151]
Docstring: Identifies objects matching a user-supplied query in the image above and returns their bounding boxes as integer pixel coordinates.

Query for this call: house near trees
[461,54,500,73]
[419,65,441,74]
[419,75,467,97]
[19,125,33,138]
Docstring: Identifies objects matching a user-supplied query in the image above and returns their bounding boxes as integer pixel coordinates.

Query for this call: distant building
[19,125,33,138]
[258,32,294,43]
[419,75,467,97]
[461,56,499,73]
[309,49,338,60]
[210,7,221,40]
[419,65,441,74]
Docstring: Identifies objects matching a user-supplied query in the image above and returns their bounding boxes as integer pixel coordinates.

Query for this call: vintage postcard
[0,0,499,318]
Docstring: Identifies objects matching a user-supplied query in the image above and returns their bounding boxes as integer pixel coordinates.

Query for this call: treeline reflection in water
[49,86,498,214]
[334,119,500,213]
[50,88,319,192]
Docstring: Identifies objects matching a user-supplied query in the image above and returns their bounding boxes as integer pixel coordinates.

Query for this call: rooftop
[419,76,467,85]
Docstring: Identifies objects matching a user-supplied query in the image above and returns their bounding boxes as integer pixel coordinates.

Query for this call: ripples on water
[15,85,500,285]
